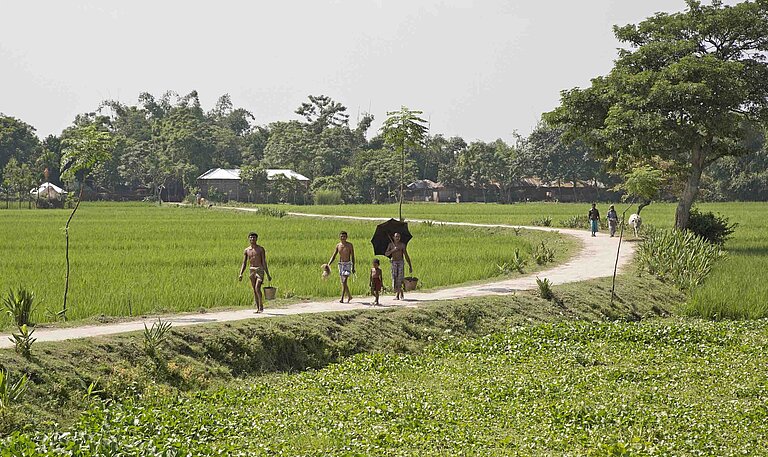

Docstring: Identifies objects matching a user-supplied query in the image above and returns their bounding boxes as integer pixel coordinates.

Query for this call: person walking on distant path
[385,232,413,300]
[588,203,601,237]
[328,231,356,303]
[238,232,271,313]
[607,205,619,237]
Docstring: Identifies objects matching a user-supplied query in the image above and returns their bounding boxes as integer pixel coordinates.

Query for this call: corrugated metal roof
[30,182,67,195]
[266,169,310,181]
[407,179,442,190]
[197,168,310,182]
[197,168,241,180]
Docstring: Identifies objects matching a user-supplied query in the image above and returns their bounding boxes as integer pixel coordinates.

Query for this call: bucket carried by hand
[263,283,277,300]
[403,277,418,291]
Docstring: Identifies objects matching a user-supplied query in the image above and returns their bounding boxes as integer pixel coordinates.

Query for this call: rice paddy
[0,203,573,329]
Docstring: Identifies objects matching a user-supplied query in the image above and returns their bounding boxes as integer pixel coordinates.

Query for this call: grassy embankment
[8,318,767,455]
[273,201,768,319]
[3,273,767,455]
[0,270,682,438]
[0,203,574,329]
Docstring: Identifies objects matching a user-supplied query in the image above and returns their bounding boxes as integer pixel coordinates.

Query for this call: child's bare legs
[373,290,379,305]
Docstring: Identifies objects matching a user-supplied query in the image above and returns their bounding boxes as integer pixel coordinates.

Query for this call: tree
[381,107,428,220]
[413,134,465,182]
[491,139,521,203]
[621,165,665,214]
[2,158,35,208]
[703,125,768,200]
[0,115,40,184]
[611,165,665,303]
[60,124,116,320]
[262,121,316,178]
[240,164,268,202]
[453,141,498,202]
[295,95,349,133]
[518,123,605,201]
[37,135,64,186]
[545,0,768,229]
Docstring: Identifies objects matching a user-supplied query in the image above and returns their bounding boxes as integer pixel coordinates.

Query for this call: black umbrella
[371,219,413,257]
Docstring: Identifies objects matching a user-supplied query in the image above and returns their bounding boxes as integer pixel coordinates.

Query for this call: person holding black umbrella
[385,232,413,300]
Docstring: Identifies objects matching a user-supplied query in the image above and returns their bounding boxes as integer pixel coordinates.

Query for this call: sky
[1,0,697,143]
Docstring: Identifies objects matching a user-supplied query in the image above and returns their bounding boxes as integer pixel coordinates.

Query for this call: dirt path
[0,209,634,349]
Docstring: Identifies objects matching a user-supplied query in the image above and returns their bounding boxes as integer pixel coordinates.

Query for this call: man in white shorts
[328,231,356,303]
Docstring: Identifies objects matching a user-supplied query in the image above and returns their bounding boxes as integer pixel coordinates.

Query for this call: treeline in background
[1,91,766,206]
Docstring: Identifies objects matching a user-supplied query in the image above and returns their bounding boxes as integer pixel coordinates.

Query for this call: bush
[533,242,555,265]
[536,277,554,300]
[9,325,35,358]
[559,214,608,230]
[636,227,726,291]
[687,208,737,245]
[531,216,552,227]
[256,207,286,218]
[314,190,343,205]
[3,288,35,327]
[497,249,527,275]
[558,215,586,228]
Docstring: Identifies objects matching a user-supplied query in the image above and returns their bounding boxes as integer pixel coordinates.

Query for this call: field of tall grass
[0,203,573,328]
[274,202,768,319]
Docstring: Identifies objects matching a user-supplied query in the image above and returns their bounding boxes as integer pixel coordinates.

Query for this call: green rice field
[274,202,768,319]
[0,203,573,328]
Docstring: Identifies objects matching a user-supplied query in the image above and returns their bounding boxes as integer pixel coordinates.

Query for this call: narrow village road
[0,208,634,348]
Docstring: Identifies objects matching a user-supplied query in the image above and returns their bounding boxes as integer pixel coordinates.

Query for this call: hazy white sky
[1,0,695,143]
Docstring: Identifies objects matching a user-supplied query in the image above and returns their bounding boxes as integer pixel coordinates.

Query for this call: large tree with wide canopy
[545,0,768,229]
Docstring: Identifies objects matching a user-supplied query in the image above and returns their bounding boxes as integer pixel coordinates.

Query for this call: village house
[196,168,310,203]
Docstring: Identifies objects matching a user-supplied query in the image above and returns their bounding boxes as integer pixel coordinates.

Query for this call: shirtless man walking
[328,231,356,303]
[238,232,272,313]
[385,232,413,300]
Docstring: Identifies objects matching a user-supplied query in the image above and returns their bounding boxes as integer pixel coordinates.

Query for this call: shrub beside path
[0,207,635,348]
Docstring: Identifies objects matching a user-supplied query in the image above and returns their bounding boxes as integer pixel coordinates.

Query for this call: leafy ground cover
[274,202,768,319]
[0,271,683,435]
[5,315,766,456]
[0,203,573,329]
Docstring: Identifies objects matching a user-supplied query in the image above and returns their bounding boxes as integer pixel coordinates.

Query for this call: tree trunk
[399,145,404,221]
[63,184,84,320]
[571,177,579,202]
[674,145,706,230]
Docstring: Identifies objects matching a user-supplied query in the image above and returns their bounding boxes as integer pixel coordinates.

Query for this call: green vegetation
[312,189,342,205]
[6,314,768,455]
[636,228,725,292]
[3,288,36,327]
[0,203,574,329]
[545,0,768,229]
[276,201,768,319]
[0,271,681,434]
